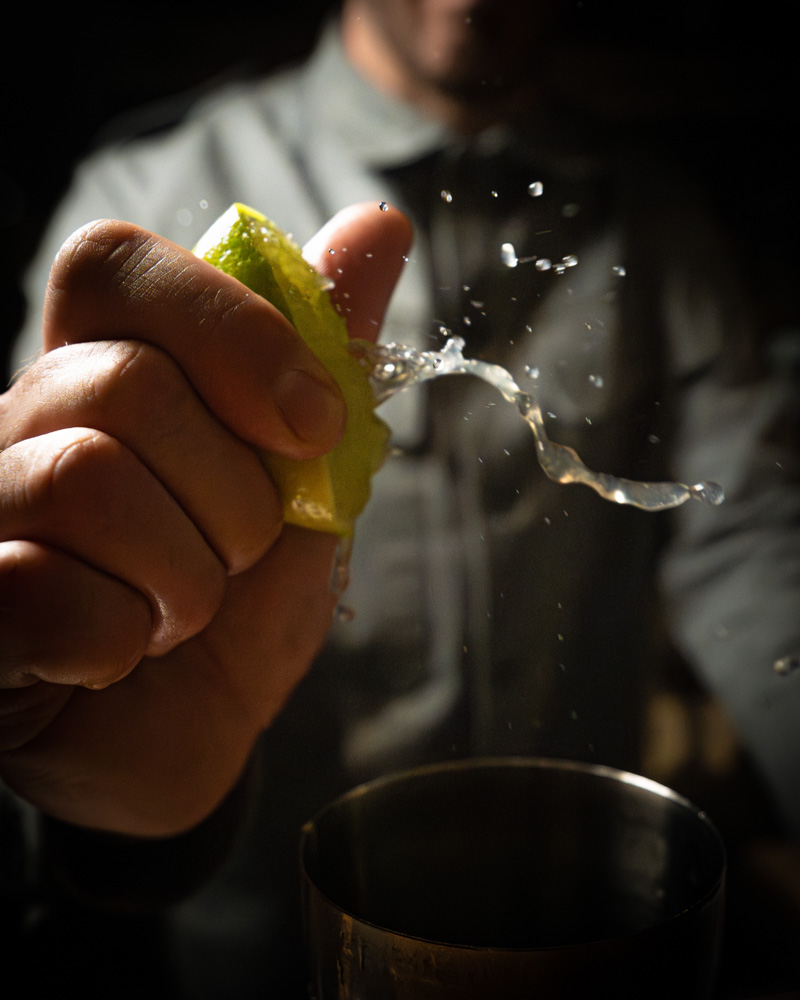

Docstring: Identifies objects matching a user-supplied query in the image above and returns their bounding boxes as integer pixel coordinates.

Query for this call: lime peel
[194,203,390,536]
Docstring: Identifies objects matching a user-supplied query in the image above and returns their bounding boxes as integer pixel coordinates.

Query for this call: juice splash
[352,334,724,512]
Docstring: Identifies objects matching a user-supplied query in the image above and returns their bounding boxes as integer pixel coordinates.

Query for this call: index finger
[43,219,346,460]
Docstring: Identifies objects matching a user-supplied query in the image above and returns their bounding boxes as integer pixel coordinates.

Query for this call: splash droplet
[528,181,544,197]
[441,190,453,203]
[612,265,627,277]
[379,201,388,212]
[501,242,518,267]
[774,655,800,676]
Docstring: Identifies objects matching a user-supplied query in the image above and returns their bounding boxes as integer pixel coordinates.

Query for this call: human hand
[0,202,412,837]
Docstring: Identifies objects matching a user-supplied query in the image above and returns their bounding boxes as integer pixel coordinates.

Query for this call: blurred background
[1,0,798,381]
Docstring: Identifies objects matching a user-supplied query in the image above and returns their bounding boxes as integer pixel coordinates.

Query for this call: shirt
[11,18,800,997]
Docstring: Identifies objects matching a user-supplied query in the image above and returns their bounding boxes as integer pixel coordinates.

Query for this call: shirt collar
[303,18,451,170]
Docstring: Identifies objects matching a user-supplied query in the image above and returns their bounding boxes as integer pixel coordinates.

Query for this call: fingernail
[274,368,345,445]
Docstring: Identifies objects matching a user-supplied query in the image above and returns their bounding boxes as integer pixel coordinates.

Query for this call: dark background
[1,4,798,996]
[1,0,798,382]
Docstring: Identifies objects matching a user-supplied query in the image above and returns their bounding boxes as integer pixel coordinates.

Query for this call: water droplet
[589,374,604,388]
[379,201,388,211]
[612,265,627,277]
[528,181,544,197]
[689,482,725,506]
[535,258,552,271]
[199,199,209,210]
[774,655,800,676]
[328,248,335,255]
[501,242,518,268]
[561,254,579,268]
[491,190,499,198]
[441,190,453,203]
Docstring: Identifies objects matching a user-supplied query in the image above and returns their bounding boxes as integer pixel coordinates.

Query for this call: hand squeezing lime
[194,203,390,537]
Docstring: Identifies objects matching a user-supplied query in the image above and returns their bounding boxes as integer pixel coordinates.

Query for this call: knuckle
[84,340,191,436]
[150,559,227,654]
[0,429,113,520]
[6,339,194,455]
[49,219,152,296]
[45,428,126,505]
[3,430,133,537]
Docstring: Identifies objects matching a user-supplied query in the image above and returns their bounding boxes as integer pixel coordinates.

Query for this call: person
[2,0,799,995]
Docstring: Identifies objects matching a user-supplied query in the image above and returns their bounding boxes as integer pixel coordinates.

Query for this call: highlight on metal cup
[301,757,726,999]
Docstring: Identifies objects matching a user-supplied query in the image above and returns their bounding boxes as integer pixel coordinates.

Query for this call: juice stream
[352,334,724,512]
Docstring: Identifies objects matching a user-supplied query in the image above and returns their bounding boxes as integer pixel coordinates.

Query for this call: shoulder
[73,61,314,245]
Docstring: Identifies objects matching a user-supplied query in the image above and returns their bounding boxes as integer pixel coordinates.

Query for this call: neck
[341,1,538,135]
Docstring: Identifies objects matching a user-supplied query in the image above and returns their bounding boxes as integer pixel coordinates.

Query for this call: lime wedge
[194,203,389,536]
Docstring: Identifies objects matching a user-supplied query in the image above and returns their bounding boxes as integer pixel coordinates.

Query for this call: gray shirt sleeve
[652,190,800,835]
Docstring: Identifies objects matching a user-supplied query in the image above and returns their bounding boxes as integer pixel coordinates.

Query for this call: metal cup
[301,757,726,999]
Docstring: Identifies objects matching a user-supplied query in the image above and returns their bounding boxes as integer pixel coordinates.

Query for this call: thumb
[303,202,413,343]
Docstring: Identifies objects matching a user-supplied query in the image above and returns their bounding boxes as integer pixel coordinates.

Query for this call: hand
[0,202,412,836]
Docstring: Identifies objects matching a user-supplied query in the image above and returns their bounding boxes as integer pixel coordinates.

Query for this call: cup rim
[300,755,727,952]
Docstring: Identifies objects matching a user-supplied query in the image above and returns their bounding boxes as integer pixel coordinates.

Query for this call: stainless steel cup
[301,757,726,999]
